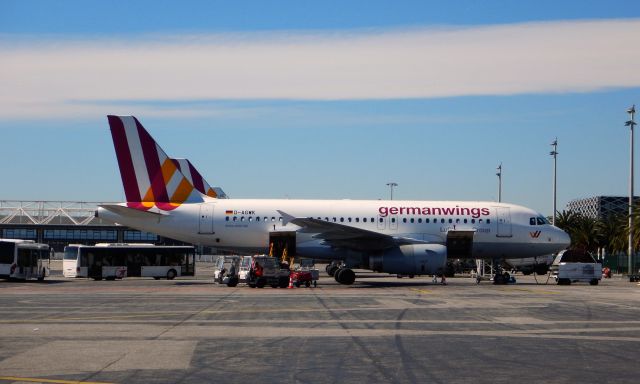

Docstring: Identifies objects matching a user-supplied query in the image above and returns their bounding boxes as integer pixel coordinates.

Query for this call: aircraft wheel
[334,268,344,282]
[336,268,355,285]
[327,265,338,277]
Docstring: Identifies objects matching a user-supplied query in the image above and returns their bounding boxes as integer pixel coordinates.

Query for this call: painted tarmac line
[0,376,113,384]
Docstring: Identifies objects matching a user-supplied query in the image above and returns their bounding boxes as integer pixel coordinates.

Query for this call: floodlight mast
[550,138,558,226]
[626,105,636,275]
[386,182,398,201]
[496,163,502,202]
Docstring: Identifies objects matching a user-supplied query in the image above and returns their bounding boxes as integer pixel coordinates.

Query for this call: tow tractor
[213,255,241,287]
[246,255,290,288]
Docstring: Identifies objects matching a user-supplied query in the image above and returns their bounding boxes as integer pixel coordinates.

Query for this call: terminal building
[0,200,190,252]
[565,196,640,220]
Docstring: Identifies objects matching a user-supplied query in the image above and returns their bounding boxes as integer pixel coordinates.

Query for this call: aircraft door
[496,207,512,237]
[198,204,215,234]
[269,232,296,261]
[446,230,475,258]
[377,216,386,230]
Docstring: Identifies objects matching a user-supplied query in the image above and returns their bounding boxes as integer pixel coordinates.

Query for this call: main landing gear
[326,261,356,285]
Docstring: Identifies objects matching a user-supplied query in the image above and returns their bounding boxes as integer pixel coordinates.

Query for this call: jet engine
[369,244,447,276]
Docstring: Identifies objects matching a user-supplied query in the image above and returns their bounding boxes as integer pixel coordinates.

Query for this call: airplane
[97,115,571,285]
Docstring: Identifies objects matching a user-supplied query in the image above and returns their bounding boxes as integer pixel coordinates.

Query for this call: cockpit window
[537,216,549,225]
[530,217,536,226]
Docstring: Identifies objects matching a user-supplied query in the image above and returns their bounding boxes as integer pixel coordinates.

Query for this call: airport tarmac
[1,264,639,384]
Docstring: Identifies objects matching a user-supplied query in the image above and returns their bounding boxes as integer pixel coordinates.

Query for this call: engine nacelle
[369,244,447,275]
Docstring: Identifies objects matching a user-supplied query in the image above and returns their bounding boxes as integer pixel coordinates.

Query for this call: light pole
[550,138,558,226]
[386,182,398,200]
[626,105,636,275]
[496,163,502,202]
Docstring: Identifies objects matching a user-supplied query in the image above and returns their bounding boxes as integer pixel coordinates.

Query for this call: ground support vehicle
[238,256,252,284]
[246,255,290,288]
[551,250,602,285]
[291,258,319,287]
[213,255,241,287]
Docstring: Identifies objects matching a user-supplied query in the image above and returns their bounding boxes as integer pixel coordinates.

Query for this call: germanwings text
[378,206,490,218]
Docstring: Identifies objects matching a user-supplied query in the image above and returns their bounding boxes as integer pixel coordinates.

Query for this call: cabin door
[198,204,215,234]
[496,207,512,237]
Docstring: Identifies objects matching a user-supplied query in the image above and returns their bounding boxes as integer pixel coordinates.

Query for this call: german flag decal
[225,210,233,215]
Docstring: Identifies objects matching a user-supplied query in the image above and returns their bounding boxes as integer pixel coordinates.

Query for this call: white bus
[0,239,51,281]
[63,243,195,280]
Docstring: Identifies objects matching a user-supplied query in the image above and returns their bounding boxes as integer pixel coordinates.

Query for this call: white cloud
[1,19,640,119]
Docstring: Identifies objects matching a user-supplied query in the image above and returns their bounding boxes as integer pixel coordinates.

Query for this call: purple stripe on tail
[186,161,206,194]
[134,117,170,203]
[107,115,141,203]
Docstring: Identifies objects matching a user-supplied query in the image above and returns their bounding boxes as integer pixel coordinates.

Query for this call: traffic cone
[287,275,294,289]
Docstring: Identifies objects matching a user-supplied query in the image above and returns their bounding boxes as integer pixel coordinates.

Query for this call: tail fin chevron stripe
[107,115,204,211]
[172,158,228,199]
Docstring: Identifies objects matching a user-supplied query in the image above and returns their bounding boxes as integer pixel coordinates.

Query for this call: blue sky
[1,0,640,216]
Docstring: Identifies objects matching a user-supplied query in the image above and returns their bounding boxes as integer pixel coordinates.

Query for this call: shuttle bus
[63,243,195,280]
[0,239,51,281]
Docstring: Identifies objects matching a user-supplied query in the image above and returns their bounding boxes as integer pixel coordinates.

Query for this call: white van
[551,250,602,285]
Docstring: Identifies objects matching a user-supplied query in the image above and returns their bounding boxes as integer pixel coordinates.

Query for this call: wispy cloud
[1,19,639,119]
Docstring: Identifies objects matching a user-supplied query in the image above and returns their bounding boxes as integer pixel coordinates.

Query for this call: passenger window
[464,219,468,223]
[264,217,268,222]
[355,218,360,223]
[271,217,275,222]
[333,218,337,222]
[325,217,329,221]
[448,219,453,223]
[441,219,445,223]
[530,217,536,225]
[279,217,283,222]
[410,218,415,223]
[248,217,253,222]
[256,217,260,222]
[456,219,460,223]
[418,218,422,223]
[402,218,407,223]
[340,217,344,222]
[391,218,396,223]
[471,219,475,224]
[241,217,245,221]
[348,218,352,222]
[379,218,383,223]
[225,217,229,221]
[233,216,238,221]
[363,218,366,223]
[426,218,430,223]
[487,219,491,224]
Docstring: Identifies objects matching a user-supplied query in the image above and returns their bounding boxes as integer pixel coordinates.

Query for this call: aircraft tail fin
[107,115,204,211]
[171,158,228,199]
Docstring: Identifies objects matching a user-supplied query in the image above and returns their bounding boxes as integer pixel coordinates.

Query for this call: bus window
[0,242,15,263]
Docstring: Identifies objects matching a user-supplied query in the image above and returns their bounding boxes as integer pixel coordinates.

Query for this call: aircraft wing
[278,210,428,252]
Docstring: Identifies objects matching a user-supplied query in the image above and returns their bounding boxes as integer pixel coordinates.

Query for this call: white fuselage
[97,199,570,262]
